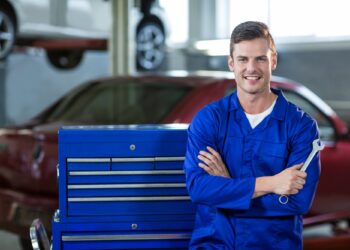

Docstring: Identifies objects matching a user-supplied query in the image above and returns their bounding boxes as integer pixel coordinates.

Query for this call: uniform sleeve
[184,106,256,210]
[236,114,321,217]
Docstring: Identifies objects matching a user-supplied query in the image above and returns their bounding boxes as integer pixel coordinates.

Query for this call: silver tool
[279,139,324,204]
[300,139,325,171]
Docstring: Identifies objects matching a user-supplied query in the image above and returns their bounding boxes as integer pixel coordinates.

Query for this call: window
[159,0,189,44]
[229,0,269,32]
[112,81,191,124]
[228,0,350,41]
[46,84,114,124]
[45,80,192,125]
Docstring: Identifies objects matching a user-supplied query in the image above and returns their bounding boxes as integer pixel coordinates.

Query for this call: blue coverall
[184,89,321,249]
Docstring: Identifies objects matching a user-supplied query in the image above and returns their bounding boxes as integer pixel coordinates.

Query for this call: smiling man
[184,21,321,249]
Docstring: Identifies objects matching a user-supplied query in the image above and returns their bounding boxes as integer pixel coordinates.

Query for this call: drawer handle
[69,170,184,176]
[67,158,110,163]
[67,157,185,163]
[68,183,186,189]
[62,233,191,241]
[68,196,191,202]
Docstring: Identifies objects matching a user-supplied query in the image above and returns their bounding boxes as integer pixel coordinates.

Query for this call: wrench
[279,139,324,204]
[300,139,325,172]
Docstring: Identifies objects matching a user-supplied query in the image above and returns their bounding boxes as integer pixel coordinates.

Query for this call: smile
[244,76,261,80]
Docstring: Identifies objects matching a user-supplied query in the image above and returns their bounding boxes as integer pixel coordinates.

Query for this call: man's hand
[197,146,231,178]
[254,163,306,198]
[270,163,306,195]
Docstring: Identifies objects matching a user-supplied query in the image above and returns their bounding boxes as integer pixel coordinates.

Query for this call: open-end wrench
[300,139,325,172]
[279,139,324,204]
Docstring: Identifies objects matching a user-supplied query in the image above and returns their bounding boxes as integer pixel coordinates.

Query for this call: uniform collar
[229,88,288,121]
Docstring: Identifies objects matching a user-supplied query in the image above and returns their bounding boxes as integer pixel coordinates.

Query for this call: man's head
[229,21,276,57]
[228,21,277,96]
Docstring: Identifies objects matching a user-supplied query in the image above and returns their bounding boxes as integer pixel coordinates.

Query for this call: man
[184,21,320,249]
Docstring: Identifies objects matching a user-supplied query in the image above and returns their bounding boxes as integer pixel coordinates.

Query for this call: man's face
[228,38,277,95]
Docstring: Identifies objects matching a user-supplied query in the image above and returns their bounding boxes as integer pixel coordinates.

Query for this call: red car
[0,72,349,247]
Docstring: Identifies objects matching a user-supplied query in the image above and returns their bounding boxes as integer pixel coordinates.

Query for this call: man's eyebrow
[235,55,268,58]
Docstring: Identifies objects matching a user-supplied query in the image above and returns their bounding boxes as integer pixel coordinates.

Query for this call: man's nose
[246,60,257,72]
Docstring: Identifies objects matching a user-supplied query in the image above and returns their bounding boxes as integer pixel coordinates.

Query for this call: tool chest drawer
[58,125,194,223]
[52,220,192,250]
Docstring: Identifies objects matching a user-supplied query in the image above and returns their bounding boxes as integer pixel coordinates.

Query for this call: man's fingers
[287,163,307,178]
[296,177,306,185]
[199,150,217,163]
[198,163,213,174]
[206,146,222,161]
[290,163,304,170]
[198,155,220,174]
[295,171,307,178]
[197,148,230,178]
[197,155,213,166]
[199,149,222,166]
[198,151,222,172]
[293,183,304,190]
[290,189,299,195]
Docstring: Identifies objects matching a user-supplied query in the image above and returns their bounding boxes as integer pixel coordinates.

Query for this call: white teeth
[245,76,260,80]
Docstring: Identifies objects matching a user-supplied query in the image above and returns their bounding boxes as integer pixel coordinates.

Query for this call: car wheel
[136,19,165,71]
[46,50,84,70]
[0,7,16,60]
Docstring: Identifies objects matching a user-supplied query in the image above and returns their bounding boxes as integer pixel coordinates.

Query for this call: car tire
[46,50,84,70]
[0,7,16,60]
[136,18,165,71]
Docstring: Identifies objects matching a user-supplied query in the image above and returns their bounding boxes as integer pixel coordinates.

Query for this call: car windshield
[44,79,192,124]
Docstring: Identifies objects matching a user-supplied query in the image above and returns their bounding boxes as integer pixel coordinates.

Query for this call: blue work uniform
[184,89,321,249]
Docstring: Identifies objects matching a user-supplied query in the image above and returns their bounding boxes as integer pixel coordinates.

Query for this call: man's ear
[228,56,234,71]
[271,52,278,70]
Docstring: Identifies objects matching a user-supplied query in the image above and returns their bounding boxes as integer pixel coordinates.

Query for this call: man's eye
[238,58,247,62]
[257,57,267,62]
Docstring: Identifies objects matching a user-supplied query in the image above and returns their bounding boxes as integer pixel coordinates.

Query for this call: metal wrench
[279,139,324,204]
[300,139,325,172]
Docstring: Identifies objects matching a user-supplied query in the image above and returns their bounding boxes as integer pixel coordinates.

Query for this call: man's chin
[242,86,267,95]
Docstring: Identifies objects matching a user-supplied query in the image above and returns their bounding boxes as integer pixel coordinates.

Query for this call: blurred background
[1,0,350,249]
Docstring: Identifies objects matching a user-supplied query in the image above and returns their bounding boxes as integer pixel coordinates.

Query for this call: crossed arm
[198,146,307,199]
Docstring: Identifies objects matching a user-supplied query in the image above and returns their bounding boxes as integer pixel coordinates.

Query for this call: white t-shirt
[245,99,277,129]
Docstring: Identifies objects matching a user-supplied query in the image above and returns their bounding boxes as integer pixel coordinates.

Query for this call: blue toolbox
[52,125,195,250]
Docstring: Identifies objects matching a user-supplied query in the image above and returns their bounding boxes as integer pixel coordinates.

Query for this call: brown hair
[230,21,276,56]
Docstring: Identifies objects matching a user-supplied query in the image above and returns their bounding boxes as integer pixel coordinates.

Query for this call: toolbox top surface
[59,124,189,143]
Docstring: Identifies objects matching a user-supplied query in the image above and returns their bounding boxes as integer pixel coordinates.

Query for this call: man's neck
[238,90,277,114]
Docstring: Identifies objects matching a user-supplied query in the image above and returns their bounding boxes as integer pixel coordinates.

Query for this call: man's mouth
[244,76,261,80]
